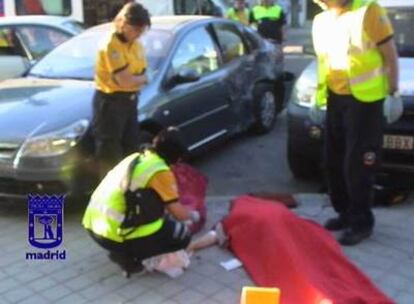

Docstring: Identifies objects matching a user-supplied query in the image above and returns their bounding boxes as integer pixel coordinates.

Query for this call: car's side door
[211,22,256,129]
[157,25,231,151]
[0,25,30,80]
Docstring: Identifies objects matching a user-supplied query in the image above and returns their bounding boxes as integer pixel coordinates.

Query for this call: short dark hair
[153,127,188,164]
[123,3,151,28]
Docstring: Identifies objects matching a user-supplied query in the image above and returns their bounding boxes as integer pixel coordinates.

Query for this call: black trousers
[324,91,384,230]
[88,217,191,265]
[92,90,140,178]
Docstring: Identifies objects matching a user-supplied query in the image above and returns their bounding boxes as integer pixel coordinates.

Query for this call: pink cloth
[172,163,208,234]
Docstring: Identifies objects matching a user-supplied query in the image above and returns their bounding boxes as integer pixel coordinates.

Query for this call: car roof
[88,15,215,34]
[0,15,75,27]
[378,0,414,8]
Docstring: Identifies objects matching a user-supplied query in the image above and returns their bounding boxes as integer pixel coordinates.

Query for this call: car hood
[0,78,95,144]
[299,58,414,97]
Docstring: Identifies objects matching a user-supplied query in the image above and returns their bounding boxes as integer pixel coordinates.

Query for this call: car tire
[287,135,318,179]
[253,84,277,134]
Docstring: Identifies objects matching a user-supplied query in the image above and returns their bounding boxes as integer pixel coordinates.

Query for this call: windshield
[29,29,174,80]
[388,7,414,57]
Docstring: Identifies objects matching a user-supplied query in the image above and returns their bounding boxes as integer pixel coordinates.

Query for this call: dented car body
[0,16,284,199]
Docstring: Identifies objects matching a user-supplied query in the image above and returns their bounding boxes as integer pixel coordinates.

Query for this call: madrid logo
[26,194,66,260]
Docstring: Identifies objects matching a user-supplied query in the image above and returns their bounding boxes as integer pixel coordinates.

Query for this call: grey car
[0,16,285,201]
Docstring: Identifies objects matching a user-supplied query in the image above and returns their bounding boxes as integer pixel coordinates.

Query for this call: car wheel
[287,136,318,179]
[253,84,277,134]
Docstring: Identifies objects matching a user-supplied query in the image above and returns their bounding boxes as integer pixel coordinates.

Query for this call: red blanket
[222,196,394,304]
[172,163,208,234]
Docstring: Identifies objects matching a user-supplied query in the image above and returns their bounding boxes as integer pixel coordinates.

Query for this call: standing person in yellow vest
[83,127,201,277]
[93,2,150,179]
[226,0,250,26]
[250,0,286,43]
[311,0,401,245]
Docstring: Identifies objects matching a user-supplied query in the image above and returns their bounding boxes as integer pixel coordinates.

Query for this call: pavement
[1,193,414,304]
[1,25,414,303]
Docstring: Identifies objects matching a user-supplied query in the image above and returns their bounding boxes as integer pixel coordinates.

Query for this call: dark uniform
[250,3,286,43]
[93,31,147,178]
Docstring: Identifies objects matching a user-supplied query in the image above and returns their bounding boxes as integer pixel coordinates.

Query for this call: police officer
[226,0,250,26]
[93,2,150,179]
[311,0,400,245]
[250,0,286,43]
[83,127,200,277]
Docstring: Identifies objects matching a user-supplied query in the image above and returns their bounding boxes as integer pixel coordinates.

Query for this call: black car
[287,1,414,184]
[0,16,285,200]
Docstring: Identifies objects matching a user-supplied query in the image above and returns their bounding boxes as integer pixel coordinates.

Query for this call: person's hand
[189,210,201,223]
[383,93,403,124]
[309,97,325,124]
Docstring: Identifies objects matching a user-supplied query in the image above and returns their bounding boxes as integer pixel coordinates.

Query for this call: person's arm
[378,39,399,94]
[166,202,193,221]
[113,68,148,90]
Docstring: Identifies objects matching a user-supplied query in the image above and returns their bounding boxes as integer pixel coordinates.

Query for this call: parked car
[0,15,84,81]
[0,16,285,200]
[287,0,414,179]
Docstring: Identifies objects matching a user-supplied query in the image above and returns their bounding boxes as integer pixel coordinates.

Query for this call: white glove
[189,210,201,223]
[309,97,325,124]
[383,93,403,124]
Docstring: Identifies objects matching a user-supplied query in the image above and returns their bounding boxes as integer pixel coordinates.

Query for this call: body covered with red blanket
[222,196,394,304]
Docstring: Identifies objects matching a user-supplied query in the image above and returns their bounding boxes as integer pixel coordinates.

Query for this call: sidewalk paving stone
[0,193,413,303]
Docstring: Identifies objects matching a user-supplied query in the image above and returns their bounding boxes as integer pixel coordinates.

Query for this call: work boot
[338,227,372,246]
[324,215,349,231]
[108,253,145,278]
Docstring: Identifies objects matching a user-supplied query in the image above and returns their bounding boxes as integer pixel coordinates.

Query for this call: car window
[17,25,70,60]
[170,27,219,77]
[387,7,414,57]
[0,27,27,57]
[30,28,173,80]
[212,23,246,64]
[243,26,261,52]
[15,0,71,16]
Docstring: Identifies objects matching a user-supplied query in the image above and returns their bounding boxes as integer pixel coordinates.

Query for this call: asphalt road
[193,55,319,197]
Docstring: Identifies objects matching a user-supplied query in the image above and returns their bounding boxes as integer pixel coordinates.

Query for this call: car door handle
[163,110,170,116]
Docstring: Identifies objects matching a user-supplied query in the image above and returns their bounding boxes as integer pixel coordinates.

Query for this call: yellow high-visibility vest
[82,150,169,242]
[313,0,388,107]
[227,7,250,25]
[252,5,282,21]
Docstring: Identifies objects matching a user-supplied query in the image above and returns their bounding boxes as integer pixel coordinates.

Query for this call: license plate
[383,135,414,150]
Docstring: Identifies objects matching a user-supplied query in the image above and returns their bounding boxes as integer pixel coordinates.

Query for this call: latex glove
[189,210,201,223]
[383,93,404,124]
[309,97,325,124]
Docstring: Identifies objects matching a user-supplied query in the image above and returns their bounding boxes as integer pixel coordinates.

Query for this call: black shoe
[324,216,349,231]
[338,228,372,246]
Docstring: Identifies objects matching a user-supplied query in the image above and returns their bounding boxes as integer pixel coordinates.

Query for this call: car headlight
[293,80,316,107]
[18,119,89,157]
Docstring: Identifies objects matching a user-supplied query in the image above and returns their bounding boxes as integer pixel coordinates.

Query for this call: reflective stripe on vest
[227,7,250,23]
[313,0,387,107]
[82,151,169,242]
[252,5,282,21]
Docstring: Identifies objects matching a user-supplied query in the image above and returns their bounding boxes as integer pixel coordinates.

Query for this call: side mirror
[166,67,200,88]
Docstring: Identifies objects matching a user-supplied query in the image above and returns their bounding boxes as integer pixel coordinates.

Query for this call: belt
[98,90,137,101]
